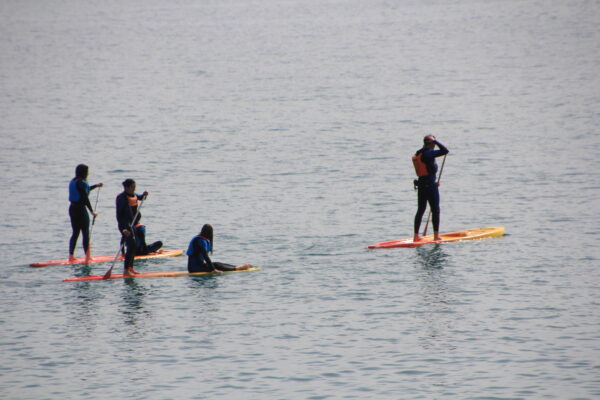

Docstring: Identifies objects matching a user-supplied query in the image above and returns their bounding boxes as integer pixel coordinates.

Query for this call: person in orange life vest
[412,135,449,242]
[116,179,148,277]
[68,164,103,261]
[187,224,251,273]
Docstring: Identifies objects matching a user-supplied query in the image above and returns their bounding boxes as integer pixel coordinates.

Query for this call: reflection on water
[413,245,456,350]
[187,275,220,290]
[68,280,103,337]
[71,263,93,277]
[415,244,449,270]
[119,279,151,332]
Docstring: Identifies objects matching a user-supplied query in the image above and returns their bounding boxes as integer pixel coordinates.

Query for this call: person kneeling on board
[116,178,148,277]
[187,224,250,273]
[132,217,163,255]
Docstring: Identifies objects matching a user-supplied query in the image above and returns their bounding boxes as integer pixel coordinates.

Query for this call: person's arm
[77,180,94,213]
[197,243,216,272]
[434,140,449,157]
[116,195,130,234]
[90,183,103,190]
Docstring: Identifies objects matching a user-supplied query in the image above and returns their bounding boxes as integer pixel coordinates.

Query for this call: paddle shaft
[88,187,101,244]
[422,154,447,237]
[103,197,145,279]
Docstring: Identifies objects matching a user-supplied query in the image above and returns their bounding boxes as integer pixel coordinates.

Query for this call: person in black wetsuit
[412,135,449,242]
[186,224,250,273]
[115,179,148,277]
[68,164,103,261]
[132,217,162,255]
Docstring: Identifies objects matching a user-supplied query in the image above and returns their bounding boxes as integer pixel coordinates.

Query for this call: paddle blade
[102,266,113,280]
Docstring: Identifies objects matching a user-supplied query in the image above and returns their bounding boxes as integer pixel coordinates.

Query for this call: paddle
[86,187,101,261]
[422,154,447,237]
[102,197,145,280]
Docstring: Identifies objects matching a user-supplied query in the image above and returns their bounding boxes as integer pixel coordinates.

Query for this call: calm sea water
[1,0,600,398]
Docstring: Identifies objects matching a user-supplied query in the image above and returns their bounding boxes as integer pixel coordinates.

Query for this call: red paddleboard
[63,267,259,282]
[30,249,183,268]
[366,226,505,249]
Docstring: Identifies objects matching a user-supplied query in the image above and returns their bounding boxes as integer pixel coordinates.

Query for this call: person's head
[200,224,214,253]
[75,164,89,180]
[423,135,436,149]
[122,178,136,194]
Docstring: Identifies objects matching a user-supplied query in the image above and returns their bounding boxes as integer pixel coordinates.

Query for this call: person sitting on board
[132,216,163,255]
[68,164,103,262]
[116,179,148,277]
[187,224,251,273]
[412,135,449,242]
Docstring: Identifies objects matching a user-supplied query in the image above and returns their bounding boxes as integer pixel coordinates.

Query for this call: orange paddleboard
[366,227,505,249]
[63,267,259,282]
[30,249,183,267]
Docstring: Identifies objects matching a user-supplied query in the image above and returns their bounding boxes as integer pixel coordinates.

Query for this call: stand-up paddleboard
[63,266,260,282]
[366,226,505,249]
[30,249,184,268]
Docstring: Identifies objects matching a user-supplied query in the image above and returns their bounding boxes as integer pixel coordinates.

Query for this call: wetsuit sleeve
[77,180,94,212]
[90,184,100,190]
[433,141,449,157]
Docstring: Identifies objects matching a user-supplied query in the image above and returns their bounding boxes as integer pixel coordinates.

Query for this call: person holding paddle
[116,179,148,277]
[187,224,251,273]
[412,135,449,242]
[68,164,103,262]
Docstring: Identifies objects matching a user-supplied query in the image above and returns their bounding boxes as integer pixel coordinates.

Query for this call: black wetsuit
[115,192,144,270]
[133,224,162,255]
[414,141,449,234]
[186,235,237,273]
[68,179,100,255]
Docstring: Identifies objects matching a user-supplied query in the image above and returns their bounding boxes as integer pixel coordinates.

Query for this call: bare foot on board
[123,268,138,277]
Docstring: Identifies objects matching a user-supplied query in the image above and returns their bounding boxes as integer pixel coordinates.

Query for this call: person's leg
[80,212,90,260]
[212,262,237,271]
[213,262,251,271]
[146,241,163,254]
[428,186,441,240]
[413,184,428,241]
[69,205,82,259]
[123,234,138,276]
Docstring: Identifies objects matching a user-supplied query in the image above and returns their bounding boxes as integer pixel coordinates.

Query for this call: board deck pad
[30,249,184,267]
[366,227,505,249]
[63,267,260,282]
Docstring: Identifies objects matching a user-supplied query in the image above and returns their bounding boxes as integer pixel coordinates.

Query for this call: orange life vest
[127,195,138,207]
[412,153,429,177]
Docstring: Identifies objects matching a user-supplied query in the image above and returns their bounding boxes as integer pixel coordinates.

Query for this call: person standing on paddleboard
[116,179,148,277]
[412,135,449,242]
[69,164,103,261]
[187,224,250,273]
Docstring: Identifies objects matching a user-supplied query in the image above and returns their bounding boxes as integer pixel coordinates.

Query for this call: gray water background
[1,0,600,398]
